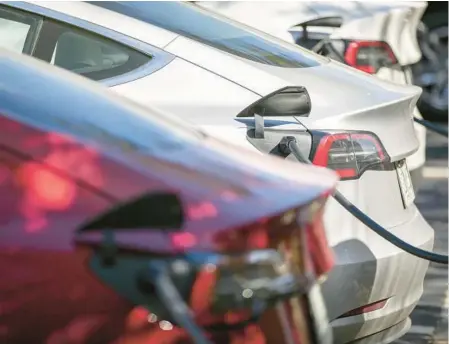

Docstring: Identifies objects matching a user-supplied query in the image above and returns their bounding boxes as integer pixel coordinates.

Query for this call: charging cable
[414,117,448,137]
[147,260,213,344]
[280,136,448,265]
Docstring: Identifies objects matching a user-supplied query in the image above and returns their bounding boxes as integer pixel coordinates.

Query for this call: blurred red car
[0,50,338,344]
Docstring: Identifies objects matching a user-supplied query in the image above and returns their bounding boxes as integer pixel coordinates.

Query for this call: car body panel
[111,57,261,126]
[323,203,432,342]
[166,36,422,162]
[0,49,339,343]
[292,91,420,162]
[165,34,420,109]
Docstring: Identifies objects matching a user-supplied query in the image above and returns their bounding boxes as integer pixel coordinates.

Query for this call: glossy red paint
[0,118,330,343]
[306,208,335,277]
[116,300,317,344]
[170,231,198,250]
[0,142,132,343]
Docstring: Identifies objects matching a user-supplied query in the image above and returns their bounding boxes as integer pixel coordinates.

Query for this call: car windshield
[92,1,327,68]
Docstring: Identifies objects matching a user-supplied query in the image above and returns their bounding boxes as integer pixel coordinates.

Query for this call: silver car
[0,2,435,343]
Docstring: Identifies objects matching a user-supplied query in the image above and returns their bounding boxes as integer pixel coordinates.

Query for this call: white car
[198,1,428,191]
[0,2,434,343]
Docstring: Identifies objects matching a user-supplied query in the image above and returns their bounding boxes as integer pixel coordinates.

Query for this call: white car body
[198,1,428,188]
[0,2,434,343]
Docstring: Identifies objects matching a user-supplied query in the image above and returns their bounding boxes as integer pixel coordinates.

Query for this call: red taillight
[306,209,334,278]
[177,196,335,279]
[344,40,398,74]
[337,298,389,318]
[311,131,389,180]
[184,199,334,322]
[170,232,198,250]
[213,207,330,261]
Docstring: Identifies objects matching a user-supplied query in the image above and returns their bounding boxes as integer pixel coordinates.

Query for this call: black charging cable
[413,117,448,137]
[147,260,213,344]
[280,136,448,265]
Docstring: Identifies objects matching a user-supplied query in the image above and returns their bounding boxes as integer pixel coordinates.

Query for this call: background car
[0,2,435,343]
[413,1,448,122]
[197,0,428,191]
[0,48,339,344]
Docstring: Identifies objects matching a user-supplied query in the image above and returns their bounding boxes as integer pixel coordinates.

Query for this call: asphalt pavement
[393,128,448,344]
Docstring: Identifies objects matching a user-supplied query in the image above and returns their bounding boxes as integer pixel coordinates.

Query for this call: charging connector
[146,260,213,344]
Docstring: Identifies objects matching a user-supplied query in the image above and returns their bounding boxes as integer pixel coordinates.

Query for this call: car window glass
[91,1,328,68]
[0,7,40,54]
[0,19,29,53]
[46,23,151,81]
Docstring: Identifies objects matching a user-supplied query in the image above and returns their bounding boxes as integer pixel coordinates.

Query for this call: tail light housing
[313,39,398,74]
[310,131,391,180]
[344,40,398,74]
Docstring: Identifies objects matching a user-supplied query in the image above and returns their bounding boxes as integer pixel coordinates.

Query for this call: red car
[0,50,338,344]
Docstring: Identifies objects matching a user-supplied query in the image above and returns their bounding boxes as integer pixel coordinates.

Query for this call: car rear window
[92,1,326,68]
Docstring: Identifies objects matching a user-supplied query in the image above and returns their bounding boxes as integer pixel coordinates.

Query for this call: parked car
[197,0,428,192]
[0,2,435,343]
[0,48,339,344]
[413,1,448,122]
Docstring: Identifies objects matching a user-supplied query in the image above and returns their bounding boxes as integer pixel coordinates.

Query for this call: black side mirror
[79,191,184,232]
[237,86,312,138]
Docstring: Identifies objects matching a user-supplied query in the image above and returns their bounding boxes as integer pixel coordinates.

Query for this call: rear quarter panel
[110,57,260,126]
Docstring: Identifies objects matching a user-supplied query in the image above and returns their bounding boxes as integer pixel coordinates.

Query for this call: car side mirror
[79,191,184,232]
[237,86,312,138]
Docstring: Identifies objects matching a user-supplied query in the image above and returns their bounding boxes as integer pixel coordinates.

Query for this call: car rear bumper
[347,317,411,344]
[407,107,427,175]
[410,164,424,194]
[321,207,434,343]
